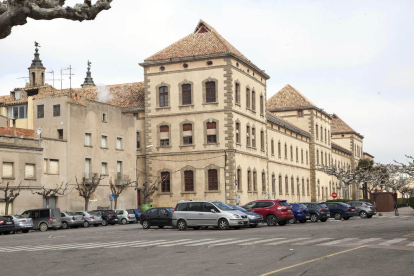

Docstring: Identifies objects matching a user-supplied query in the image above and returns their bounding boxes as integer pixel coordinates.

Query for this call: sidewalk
[379,207,414,216]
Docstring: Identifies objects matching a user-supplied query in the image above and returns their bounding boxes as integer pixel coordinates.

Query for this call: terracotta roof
[331,142,352,156]
[363,152,375,159]
[266,111,311,138]
[267,84,316,110]
[0,127,35,138]
[145,20,248,62]
[331,113,356,133]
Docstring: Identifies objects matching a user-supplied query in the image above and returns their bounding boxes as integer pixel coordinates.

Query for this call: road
[1,208,414,276]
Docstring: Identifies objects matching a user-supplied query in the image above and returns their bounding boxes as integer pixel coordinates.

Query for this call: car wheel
[218,219,229,230]
[289,217,297,224]
[367,215,373,218]
[177,219,187,231]
[22,229,29,233]
[299,219,307,223]
[102,219,108,226]
[360,211,368,219]
[62,222,69,229]
[266,215,277,226]
[343,217,350,220]
[121,218,127,225]
[320,219,327,222]
[39,222,48,232]
[310,213,319,222]
[84,221,90,227]
[158,226,164,229]
[249,224,258,228]
[277,221,287,226]
[193,226,201,230]
[334,213,342,220]
[142,220,151,229]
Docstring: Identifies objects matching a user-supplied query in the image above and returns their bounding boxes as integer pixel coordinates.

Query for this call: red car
[243,200,294,226]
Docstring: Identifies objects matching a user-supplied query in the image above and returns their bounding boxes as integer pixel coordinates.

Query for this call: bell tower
[81,60,96,87]
[28,41,45,87]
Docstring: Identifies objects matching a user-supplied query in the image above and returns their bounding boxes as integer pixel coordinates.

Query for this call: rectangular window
[117,161,122,180]
[246,88,250,108]
[136,132,140,149]
[260,131,264,151]
[8,106,28,119]
[248,171,252,191]
[57,129,63,140]
[160,125,169,146]
[85,133,91,146]
[101,135,107,148]
[116,137,122,150]
[43,159,47,174]
[85,158,91,179]
[49,159,59,175]
[53,104,60,117]
[253,171,257,191]
[2,162,13,178]
[101,162,107,175]
[251,91,256,111]
[161,172,170,192]
[208,169,218,190]
[260,96,264,115]
[298,110,303,117]
[14,91,21,100]
[205,81,216,103]
[237,169,241,190]
[182,84,192,105]
[235,83,240,104]
[102,113,107,122]
[246,126,250,146]
[183,124,193,145]
[235,123,240,144]
[184,170,194,191]
[252,128,256,148]
[206,122,217,144]
[37,105,44,119]
[25,164,35,179]
[159,86,169,107]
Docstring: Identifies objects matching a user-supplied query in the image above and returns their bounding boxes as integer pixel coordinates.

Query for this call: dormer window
[14,91,21,100]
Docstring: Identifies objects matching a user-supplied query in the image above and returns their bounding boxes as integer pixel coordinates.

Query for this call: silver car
[172,201,248,230]
[2,215,33,233]
[75,211,103,227]
[347,201,377,218]
[114,209,137,224]
[61,212,84,229]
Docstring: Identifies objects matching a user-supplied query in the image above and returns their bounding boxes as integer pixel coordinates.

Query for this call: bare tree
[75,173,103,211]
[31,181,68,208]
[136,174,169,205]
[0,181,23,215]
[394,155,414,176]
[109,177,137,209]
[0,0,112,39]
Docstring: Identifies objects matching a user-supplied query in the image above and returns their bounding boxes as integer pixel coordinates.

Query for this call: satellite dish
[37,127,42,135]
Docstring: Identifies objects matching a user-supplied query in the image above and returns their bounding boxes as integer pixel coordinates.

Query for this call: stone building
[0,20,375,214]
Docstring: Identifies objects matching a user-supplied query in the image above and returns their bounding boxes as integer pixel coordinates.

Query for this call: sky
[0,0,413,164]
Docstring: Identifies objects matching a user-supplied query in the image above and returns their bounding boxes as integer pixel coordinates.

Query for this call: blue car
[230,205,264,228]
[130,209,142,221]
[289,203,310,224]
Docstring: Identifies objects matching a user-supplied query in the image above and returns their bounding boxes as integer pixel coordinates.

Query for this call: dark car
[92,210,119,226]
[347,201,376,218]
[301,202,330,222]
[325,202,357,220]
[0,216,15,235]
[243,200,294,226]
[130,209,142,222]
[20,208,62,232]
[230,205,264,228]
[140,207,174,229]
[289,203,310,223]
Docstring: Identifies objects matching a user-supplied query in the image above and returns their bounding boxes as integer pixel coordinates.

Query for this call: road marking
[259,245,368,276]
[317,238,357,246]
[239,238,284,246]
[377,238,407,246]
[131,239,190,247]
[267,238,309,245]
[293,238,333,245]
[158,239,213,247]
[403,232,414,237]
[185,238,235,246]
[210,238,260,246]
[406,242,414,247]
[348,238,381,246]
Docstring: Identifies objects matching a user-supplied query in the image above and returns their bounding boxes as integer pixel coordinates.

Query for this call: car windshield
[66,212,78,216]
[278,201,290,206]
[166,208,174,213]
[364,202,373,206]
[127,210,135,214]
[75,212,84,216]
[319,204,328,208]
[231,206,247,212]
[12,215,23,219]
[298,204,307,209]
[213,202,234,211]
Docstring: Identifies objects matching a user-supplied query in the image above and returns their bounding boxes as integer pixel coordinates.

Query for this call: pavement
[1,207,414,276]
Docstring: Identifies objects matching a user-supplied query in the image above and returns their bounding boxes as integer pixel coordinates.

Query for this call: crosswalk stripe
[210,238,260,246]
[406,242,414,247]
[348,238,381,246]
[185,238,235,246]
[158,239,212,247]
[131,239,190,247]
[239,238,284,245]
[377,238,407,246]
[317,238,357,246]
[267,238,309,245]
[293,238,333,245]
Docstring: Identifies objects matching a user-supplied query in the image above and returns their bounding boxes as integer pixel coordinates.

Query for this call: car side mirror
[211,209,216,213]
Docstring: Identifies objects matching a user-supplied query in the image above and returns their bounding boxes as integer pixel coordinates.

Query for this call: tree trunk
[114,198,118,209]
[85,198,89,211]
[5,199,9,215]
[143,195,147,204]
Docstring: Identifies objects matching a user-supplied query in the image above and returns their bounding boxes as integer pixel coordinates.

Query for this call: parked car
[2,215,33,233]
[172,201,248,231]
[0,216,15,235]
[115,209,137,224]
[289,203,310,223]
[92,210,119,226]
[230,205,264,228]
[301,202,330,222]
[324,202,357,220]
[242,200,294,226]
[347,201,376,218]
[60,212,84,229]
[141,207,174,229]
[130,209,142,222]
[20,208,62,232]
[75,211,103,227]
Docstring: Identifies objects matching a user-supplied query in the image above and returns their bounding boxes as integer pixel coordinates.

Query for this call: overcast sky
[1,0,413,164]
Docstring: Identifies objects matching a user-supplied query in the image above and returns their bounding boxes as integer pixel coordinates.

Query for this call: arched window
[271,140,274,155]
[296,147,299,162]
[284,143,288,159]
[251,90,256,111]
[306,150,309,164]
[32,72,35,86]
[262,172,266,192]
[320,126,323,142]
[235,122,240,144]
[290,145,293,160]
[328,131,330,144]
[316,124,319,140]
[184,170,194,191]
[279,175,283,194]
[325,153,327,166]
[159,86,169,107]
[307,179,310,195]
[208,169,218,190]
[235,82,240,105]
[321,151,324,165]
[291,176,295,194]
[278,141,281,157]
[161,172,170,192]
[316,150,319,165]
[182,123,193,145]
[248,170,252,191]
[160,125,170,146]
[302,178,305,196]
[260,95,264,115]
[182,84,192,105]
[301,149,304,163]
[324,128,327,144]
[260,131,264,151]
[206,122,217,144]
[253,170,257,191]
[252,127,256,148]
[285,176,289,194]
[246,88,250,108]
[237,168,242,191]
[205,81,216,103]
[246,126,250,146]
[272,174,276,194]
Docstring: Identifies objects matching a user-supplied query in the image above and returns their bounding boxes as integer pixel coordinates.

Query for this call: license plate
[115,219,118,221]
[288,210,292,212]
[306,216,310,218]
[6,222,12,224]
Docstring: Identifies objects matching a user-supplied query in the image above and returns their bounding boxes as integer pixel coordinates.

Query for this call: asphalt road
[1,208,414,276]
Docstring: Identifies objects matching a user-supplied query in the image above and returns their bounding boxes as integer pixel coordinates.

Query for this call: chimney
[12,118,16,136]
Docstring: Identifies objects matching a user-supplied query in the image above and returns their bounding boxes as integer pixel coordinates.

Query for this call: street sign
[332,192,337,199]
[110,194,114,201]
[204,192,206,198]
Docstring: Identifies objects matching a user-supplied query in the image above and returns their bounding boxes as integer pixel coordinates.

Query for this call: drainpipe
[12,118,16,136]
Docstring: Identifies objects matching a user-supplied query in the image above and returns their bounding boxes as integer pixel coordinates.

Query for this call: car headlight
[248,215,255,219]
[232,214,241,218]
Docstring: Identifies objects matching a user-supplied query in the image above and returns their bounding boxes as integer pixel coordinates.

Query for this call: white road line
[19,241,122,251]
[210,238,260,246]
[185,238,235,246]
[406,242,414,247]
[105,240,163,248]
[131,239,191,248]
[377,238,407,246]
[293,238,333,245]
[239,238,284,246]
[267,238,309,245]
[317,238,357,246]
[348,238,382,246]
[158,239,213,247]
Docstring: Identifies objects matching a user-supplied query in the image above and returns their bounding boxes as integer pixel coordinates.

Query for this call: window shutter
[50,160,59,175]
[160,132,169,139]
[25,164,35,178]
[2,163,13,178]
[208,169,218,190]
[183,124,192,131]
[206,122,216,129]
[160,126,169,132]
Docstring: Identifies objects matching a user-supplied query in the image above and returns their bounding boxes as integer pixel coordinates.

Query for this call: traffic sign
[204,192,207,198]
[110,194,114,201]
[332,192,337,199]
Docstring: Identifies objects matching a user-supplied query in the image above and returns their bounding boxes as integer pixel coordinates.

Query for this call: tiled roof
[0,127,35,138]
[266,111,311,138]
[267,84,316,110]
[363,152,374,158]
[332,142,352,156]
[145,20,248,62]
[331,113,355,133]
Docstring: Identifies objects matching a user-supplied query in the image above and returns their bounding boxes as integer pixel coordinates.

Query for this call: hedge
[409,197,414,210]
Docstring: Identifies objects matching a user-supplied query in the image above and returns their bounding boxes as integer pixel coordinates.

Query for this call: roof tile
[267,84,316,109]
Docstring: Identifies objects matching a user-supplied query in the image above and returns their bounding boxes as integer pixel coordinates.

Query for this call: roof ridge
[284,84,316,107]
[332,113,355,132]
